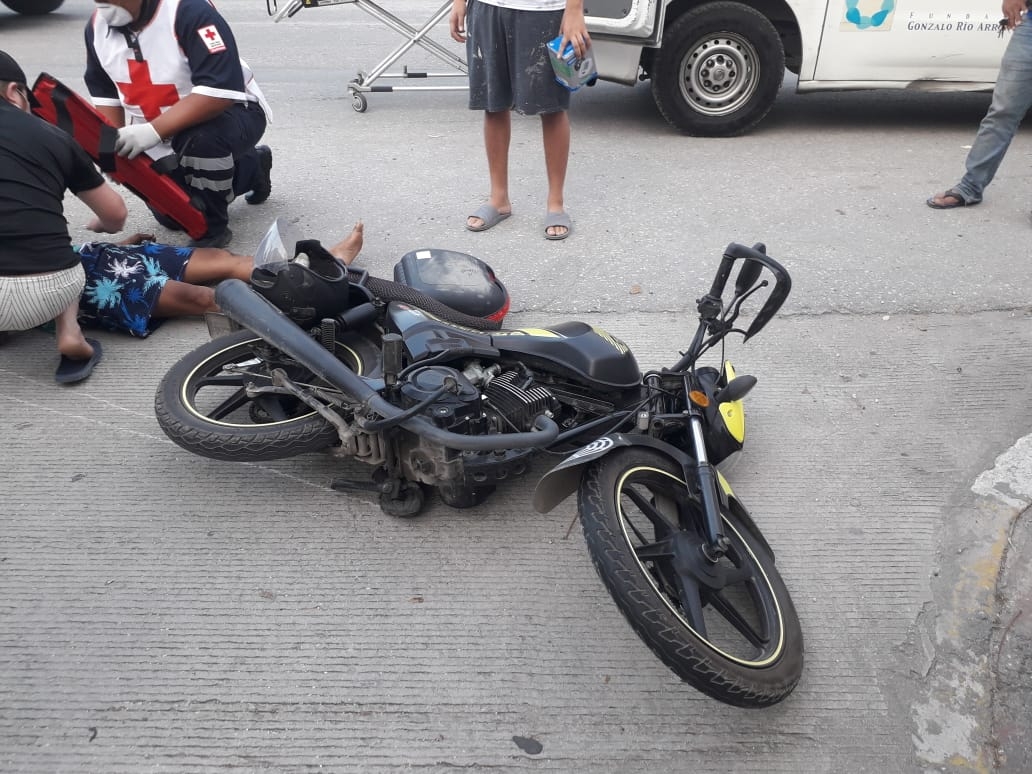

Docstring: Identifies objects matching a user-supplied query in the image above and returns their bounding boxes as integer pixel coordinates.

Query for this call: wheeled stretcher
[266,0,468,112]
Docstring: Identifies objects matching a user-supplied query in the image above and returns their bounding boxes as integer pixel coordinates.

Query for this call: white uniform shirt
[85,0,271,138]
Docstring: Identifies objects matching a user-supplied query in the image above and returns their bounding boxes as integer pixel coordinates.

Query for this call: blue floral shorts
[77,241,194,337]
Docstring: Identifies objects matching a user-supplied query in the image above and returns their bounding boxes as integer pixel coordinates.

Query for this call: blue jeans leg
[957,21,1032,203]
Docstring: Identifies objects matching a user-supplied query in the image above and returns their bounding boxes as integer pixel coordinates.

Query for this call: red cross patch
[117,60,180,121]
[198,25,227,53]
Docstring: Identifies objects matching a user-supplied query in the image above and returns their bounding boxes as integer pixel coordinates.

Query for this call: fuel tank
[388,303,641,389]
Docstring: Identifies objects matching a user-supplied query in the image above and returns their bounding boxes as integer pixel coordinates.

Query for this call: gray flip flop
[544,211,571,240]
[466,204,511,232]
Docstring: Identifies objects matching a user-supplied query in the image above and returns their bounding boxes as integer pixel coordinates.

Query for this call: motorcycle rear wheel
[579,447,802,706]
[155,329,379,461]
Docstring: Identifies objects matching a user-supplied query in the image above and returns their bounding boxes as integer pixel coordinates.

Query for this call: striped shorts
[0,264,85,331]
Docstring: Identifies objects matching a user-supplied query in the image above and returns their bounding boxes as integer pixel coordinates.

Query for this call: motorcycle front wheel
[579,447,802,706]
[155,329,379,461]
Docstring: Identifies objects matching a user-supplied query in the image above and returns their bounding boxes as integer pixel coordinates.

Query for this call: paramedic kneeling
[85,0,273,249]
[0,50,128,384]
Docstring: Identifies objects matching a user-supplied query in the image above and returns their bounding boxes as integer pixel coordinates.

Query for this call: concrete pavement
[2,0,1032,771]
[4,308,1031,772]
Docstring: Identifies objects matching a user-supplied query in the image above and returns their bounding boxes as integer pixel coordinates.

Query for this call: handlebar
[706,242,774,300]
[673,242,791,371]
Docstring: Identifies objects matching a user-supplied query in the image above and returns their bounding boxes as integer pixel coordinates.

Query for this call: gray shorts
[466,0,570,115]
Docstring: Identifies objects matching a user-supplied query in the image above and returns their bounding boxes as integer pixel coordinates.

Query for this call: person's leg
[181,221,364,287]
[0,266,93,360]
[54,299,94,361]
[180,247,254,284]
[227,102,271,204]
[541,110,570,235]
[954,23,1032,203]
[172,104,267,244]
[327,221,364,265]
[509,7,571,235]
[465,1,514,230]
[152,281,217,318]
[173,124,234,241]
[467,110,513,230]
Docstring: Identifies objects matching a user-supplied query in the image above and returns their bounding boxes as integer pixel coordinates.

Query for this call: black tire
[155,329,380,462]
[2,0,63,14]
[579,447,802,706]
[651,2,785,137]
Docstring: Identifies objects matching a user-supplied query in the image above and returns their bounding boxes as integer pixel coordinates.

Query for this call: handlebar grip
[708,242,768,300]
[706,255,735,300]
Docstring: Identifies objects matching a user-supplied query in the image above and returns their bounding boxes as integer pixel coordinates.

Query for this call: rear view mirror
[715,374,758,404]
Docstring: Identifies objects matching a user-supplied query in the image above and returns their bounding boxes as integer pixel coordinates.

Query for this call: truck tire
[2,0,64,13]
[651,2,785,137]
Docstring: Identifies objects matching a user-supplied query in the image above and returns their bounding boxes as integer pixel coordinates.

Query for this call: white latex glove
[114,122,161,160]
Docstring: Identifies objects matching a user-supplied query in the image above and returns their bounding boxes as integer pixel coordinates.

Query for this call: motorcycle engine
[479,369,555,430]
[400,364,557,435]
[400,366,482,431]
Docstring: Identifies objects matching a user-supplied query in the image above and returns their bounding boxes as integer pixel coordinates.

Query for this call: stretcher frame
[266,0,468,112]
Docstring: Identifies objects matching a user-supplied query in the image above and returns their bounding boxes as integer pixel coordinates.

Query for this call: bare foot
[926,190,977,209]
[328,221,364,265]
[54,303,94,360]
[57,331,94,361]
[467,201,512,231]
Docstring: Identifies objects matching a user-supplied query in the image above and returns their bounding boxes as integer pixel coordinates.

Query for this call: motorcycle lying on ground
[155,221,802,706]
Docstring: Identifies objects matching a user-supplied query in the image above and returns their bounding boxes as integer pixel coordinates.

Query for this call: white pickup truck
[271,0,1010,135]
[586,0,1008,135]
[1,0,64,13]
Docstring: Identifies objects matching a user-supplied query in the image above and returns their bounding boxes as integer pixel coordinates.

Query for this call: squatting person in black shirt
[0,50,128,383]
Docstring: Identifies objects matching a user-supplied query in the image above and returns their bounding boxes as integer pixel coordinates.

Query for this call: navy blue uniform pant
[169,101,267,236]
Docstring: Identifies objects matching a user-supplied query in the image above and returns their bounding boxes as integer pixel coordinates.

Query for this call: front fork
[684,373,729,561]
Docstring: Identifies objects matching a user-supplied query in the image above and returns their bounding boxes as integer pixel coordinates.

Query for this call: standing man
[927,0,1032,210]
[85,0,273,248]
[0,50,128,383]
[450,0,589,240]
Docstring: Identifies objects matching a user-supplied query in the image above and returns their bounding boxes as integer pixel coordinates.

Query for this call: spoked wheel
[155,329,379,461]
[579,447,802,706]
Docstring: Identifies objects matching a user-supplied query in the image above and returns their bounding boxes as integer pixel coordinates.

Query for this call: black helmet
[250,239,351,326]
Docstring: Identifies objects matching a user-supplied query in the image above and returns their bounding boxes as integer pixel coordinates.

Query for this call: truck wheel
[2,0,64,13]
[651,2,785,137]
